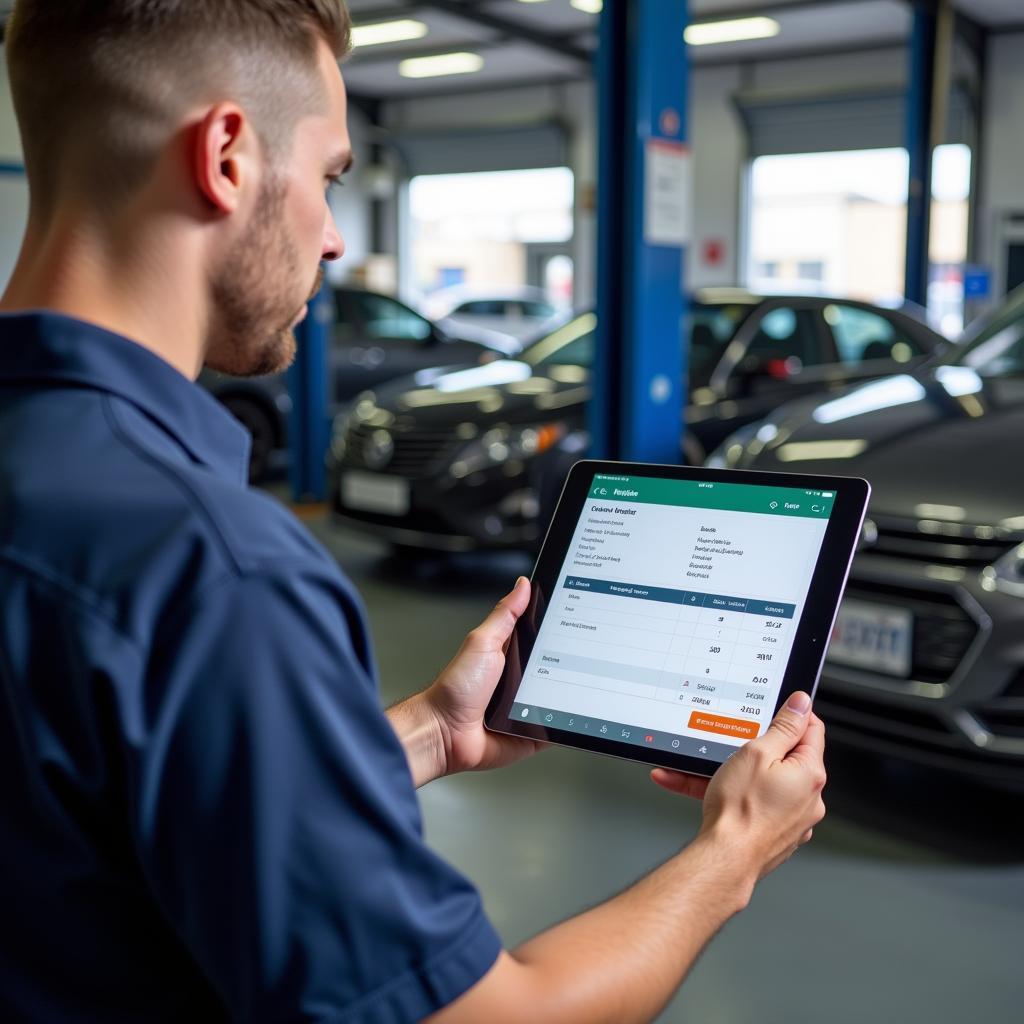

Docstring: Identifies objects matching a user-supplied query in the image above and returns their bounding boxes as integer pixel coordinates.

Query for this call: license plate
[340,472,410,516]
[827,599,913,677]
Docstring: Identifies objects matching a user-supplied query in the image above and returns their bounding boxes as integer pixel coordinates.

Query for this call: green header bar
[589,474,834,519]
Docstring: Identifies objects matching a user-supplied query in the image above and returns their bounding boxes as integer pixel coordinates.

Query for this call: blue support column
[592,0,690,463]
[288,279,332,502]
[905,1,938,308]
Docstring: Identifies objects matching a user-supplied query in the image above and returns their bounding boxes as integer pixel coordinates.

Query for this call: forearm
[433,828,757,1024]
[386,692,447,788]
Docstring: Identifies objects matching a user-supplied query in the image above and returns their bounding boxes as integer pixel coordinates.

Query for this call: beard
[205,175,323,378]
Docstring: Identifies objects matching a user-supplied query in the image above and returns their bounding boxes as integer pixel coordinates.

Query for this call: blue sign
[963,265,992,299]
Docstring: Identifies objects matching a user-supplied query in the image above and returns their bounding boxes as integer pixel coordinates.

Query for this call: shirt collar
[0,311,251,483]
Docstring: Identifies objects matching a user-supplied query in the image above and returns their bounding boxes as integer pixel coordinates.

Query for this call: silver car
[707,286,1024,786]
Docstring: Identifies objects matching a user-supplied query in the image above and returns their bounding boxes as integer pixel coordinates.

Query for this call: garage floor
[303,511,1024,1024]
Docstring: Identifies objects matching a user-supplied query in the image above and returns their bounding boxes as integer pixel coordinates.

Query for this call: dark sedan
[201,285,511,479]
[327,290,945,553]
[706,285,1024,785]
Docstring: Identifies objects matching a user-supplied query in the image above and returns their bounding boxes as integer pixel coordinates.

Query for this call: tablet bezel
[484,459,870,777]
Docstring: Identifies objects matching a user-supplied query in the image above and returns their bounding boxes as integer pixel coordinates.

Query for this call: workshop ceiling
[340,0,1024,99]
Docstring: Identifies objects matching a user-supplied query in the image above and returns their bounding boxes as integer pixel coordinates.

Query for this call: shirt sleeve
[129,562,501,1023]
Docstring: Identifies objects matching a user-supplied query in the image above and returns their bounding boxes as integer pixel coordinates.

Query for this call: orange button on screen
[688,711,760,740]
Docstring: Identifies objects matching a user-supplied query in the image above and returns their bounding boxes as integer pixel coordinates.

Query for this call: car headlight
[451,423,566,479]
[982,544,1024,597]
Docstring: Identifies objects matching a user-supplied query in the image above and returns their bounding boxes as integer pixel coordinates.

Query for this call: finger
[785,713,826,771]
[650,768,711,801]
[465,577,530,652]
[752,691,813,761]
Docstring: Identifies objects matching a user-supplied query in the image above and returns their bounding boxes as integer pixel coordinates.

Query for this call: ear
[193,103,251,215]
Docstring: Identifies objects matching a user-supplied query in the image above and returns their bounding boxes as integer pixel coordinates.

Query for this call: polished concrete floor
[304,511,1024,1024]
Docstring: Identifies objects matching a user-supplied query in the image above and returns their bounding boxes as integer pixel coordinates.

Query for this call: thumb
[466,577,530,651]
[754,691,813,760]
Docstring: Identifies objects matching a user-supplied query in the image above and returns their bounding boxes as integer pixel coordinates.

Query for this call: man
[0,2,826,1021]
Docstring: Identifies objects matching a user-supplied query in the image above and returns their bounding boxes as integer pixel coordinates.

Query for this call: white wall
[978,31,1024,302]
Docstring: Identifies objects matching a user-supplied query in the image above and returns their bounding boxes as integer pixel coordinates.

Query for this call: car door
[332,290,450,401]
[700,301,839,450]
[820,302,935,386]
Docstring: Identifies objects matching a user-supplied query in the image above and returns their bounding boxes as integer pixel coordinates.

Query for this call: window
[797,261,825,283]
[745,306,824,366]
[824,304,923,365]
[348,293,432,342]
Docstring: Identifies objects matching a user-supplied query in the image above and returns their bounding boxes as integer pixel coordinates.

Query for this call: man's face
[205,41,350,378]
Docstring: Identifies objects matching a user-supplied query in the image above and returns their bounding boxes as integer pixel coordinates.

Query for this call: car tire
[221,395,277,483]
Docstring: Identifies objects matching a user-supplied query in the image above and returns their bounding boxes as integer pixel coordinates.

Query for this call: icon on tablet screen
[520,708,530,718]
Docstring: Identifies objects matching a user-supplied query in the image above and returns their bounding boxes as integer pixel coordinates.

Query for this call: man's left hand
[426,576,545,776]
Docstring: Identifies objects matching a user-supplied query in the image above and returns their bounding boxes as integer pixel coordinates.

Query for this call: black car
[327,290,945,552]
[201,286,511,479]
[706,285,1024,784]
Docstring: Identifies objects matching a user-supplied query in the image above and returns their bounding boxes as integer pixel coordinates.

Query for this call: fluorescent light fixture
[400,52,484,79]
[685,16,780,46]
[571,0,603,13]
[351,19,428,49]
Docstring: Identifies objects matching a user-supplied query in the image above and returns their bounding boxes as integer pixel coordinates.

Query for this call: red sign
[702,238,726,267]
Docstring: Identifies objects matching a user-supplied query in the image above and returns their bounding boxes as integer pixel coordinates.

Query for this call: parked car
[705,284,1024,785]
[201,285,510,479]
[327,289,946,552]
[422,285,563,350]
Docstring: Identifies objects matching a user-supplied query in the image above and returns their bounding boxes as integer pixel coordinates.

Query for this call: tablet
[485,460,870,777]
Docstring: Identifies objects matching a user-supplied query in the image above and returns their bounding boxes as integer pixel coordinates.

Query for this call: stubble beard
[205,174,316,379]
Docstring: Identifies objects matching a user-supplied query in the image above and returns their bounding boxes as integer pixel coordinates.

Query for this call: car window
[348,293,433,342]
[823,304,923,365]
[522,300,556,318]
[745,306,825,366]
[456,300,507,316]
[953,290,1024,377]
[689,302,755,375]
[523,314,597,368]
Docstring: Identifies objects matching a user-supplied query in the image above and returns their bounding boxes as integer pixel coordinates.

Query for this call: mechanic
[0,2,827,1021]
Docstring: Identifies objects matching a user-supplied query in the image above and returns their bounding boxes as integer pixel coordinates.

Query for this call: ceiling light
[685,16,780,46]
[399,52,485,79]
[571,0,603,13]
[351,19,429,49]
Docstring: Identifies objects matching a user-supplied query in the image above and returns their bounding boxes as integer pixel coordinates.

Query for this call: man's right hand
[429,692,827,1024]
[653,690,827,884]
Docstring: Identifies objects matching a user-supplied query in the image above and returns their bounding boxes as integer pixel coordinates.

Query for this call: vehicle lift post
[905,0,953,309]
[591,0,690,463]
[289,278,332,502]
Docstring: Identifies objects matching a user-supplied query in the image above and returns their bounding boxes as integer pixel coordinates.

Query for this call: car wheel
[682,432,705,466]
[222,396,277,482]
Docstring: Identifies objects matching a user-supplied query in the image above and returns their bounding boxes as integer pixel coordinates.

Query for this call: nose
[323,210,344,263]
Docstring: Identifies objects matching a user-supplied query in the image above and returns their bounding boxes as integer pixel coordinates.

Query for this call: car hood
[362,359,591,428]
[750,368,1024,526]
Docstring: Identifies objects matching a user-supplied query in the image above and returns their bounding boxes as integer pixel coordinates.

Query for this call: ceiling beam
[415,0,591,67]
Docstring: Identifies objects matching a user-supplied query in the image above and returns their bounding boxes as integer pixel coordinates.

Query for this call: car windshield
[522,314,597,367]
[951,287,1024,377]
[689,301,756,374]
[521,303,754,372]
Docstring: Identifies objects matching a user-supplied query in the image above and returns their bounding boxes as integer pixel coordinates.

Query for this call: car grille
[837,580,978,685]
[868,521,1013,568]
[341,422,459,478]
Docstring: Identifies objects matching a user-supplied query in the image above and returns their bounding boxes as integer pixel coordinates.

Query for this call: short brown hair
[5,0,352,215]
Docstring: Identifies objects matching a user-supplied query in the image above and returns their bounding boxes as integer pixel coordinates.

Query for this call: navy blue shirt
[0,313,501,1022]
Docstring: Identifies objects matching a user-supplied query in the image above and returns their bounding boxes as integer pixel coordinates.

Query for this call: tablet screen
[508,471,837,763]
